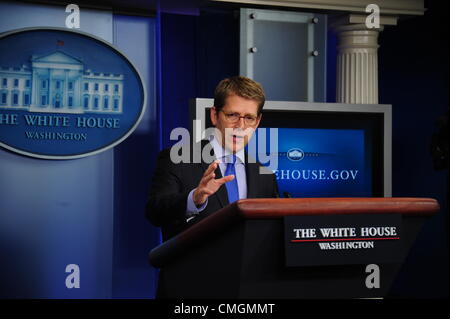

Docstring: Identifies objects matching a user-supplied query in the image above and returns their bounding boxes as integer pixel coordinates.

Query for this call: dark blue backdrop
[377,0,448,298]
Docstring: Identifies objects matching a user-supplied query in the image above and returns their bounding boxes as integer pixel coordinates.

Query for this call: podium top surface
[233,197,439,218]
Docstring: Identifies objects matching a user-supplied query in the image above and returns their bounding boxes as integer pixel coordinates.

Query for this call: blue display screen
[204,108,385,197]
[260,128,372,198]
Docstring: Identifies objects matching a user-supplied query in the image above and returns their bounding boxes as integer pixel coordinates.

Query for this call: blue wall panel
[161,10,239,148]
[112,14,159,299]
[0,150,114,298]
[0,1,114,298]
[0,1,160,299]
[160,13,197,148]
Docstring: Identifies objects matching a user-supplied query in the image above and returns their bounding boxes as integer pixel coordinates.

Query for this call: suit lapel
[245,162,259,198]
[214,165,229,207]
[245,155,260,199]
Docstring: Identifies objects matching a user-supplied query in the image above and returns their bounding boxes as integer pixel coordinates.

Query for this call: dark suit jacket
[146,141,279,241]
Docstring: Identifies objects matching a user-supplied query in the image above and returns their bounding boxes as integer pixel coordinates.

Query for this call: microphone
[283,191,292,198]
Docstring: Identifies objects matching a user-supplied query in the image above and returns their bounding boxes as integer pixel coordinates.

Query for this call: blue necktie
[224,155,239,204]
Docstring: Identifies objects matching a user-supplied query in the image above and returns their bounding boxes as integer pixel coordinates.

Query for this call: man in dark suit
[146,76,279,241]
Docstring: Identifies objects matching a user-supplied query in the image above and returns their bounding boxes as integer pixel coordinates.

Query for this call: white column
[48,68,52,107]
[31,69,38,107]
[335,23,382,104]
[76,70,82,109]
[64,69,69,109]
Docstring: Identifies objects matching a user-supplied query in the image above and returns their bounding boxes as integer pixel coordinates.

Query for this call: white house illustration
[0,51,123,114]
[287,149,304,161]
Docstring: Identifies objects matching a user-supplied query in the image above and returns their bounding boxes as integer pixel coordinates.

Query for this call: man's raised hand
[193,160,235,206]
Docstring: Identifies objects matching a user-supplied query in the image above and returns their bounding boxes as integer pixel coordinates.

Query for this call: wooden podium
[149,198,439,298]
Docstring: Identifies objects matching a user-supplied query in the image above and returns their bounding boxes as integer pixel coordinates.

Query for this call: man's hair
[213,76,265,115]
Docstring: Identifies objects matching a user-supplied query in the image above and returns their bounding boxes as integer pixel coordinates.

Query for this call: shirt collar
[209,135,245,164]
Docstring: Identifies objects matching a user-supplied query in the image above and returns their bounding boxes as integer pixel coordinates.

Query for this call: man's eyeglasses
[220,111,259,126]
